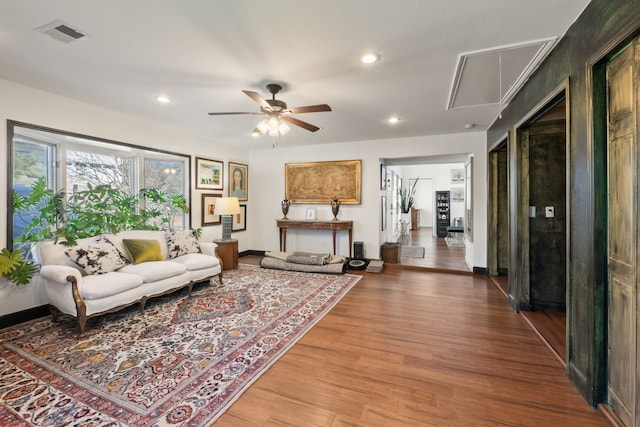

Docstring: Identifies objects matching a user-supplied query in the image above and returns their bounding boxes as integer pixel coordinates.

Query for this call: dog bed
[260,251,347,274]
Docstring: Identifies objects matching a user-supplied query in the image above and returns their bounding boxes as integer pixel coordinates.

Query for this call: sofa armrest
[200,242,219,257]
[40,265,83,285]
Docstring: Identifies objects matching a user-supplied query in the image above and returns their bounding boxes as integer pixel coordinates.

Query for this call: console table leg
[332,230,337,255]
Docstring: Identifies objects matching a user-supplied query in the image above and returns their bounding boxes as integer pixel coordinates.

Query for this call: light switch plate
[545,206,554,218]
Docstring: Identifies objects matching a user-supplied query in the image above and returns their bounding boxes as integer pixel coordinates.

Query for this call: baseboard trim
[1,304,50,329]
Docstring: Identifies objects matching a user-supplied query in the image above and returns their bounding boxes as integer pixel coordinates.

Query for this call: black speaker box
[354,241,364,259]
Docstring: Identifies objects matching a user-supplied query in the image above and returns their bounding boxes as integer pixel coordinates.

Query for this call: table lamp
[215,197,241,240]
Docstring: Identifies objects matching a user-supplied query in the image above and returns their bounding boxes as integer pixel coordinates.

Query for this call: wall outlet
[545,206,555,218]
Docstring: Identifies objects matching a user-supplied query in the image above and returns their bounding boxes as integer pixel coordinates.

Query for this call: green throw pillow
[122,239,163,265]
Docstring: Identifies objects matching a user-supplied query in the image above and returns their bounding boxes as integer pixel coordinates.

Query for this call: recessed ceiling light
[360,53,379,64]
[155,95,171,104]
[464,123,475,129]
[387,116,400,124]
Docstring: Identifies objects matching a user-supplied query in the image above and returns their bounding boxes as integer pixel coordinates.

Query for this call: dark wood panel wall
[486,0,640,407]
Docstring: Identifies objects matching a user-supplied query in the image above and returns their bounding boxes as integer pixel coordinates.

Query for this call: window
[8,121,190,249]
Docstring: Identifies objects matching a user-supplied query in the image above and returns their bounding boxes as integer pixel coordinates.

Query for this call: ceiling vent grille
[36,20,89,44]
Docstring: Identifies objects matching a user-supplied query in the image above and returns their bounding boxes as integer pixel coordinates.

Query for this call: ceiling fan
[208,83,331,136]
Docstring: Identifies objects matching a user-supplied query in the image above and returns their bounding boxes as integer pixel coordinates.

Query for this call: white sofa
[33,230,223,335]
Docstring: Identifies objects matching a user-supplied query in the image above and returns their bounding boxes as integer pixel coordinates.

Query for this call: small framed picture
[380,164,387,190]
[232,204,247,232]
[305,208,316,221]
[228,162,248,201]
[201,193,222,226]
[196,157,223,190]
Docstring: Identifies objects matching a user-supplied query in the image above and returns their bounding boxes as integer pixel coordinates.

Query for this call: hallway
[399,226,471,273]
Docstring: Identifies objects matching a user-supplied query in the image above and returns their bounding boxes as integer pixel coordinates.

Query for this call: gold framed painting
[201,193,222,226]
[285,159,361,204]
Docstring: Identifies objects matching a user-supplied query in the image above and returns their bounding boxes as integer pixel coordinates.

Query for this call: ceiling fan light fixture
[267,115,280,129]
[278,121,290,135]
[256,119,269,134]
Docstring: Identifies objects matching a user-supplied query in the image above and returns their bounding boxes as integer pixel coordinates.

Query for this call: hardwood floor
[216,257,608,426]
[398,227,471,273]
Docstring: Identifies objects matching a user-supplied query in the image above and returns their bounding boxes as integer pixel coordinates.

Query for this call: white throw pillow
[166,230,201,259]
[65,236,130,275]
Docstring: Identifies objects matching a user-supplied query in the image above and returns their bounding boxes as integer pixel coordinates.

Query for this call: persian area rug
[0,264,361,426]
[400,245,425,258]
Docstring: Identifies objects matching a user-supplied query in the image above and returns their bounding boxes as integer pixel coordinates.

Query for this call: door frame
[488,135,508,278]
[508,81,570,314]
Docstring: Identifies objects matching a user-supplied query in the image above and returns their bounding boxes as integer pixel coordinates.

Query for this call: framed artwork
[196,157,223,190]
[451,188,464,202]
[232,204,247,231]
[305,208,316,221]
[285,159,361,204]
[381,195,387,231]
[380,164,387,190]
[228,162,248,201]
[201,193,222,226]
[451,168,464,184]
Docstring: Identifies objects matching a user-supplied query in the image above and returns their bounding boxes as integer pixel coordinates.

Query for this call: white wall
[0,79,248,316]
[248,133,487,270]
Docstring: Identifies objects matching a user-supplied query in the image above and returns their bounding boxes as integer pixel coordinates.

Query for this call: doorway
[507,91,568,361]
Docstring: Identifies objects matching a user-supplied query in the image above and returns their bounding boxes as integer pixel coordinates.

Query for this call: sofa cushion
[122,239,164,264]
[64,236,129,275]
[166,230,201,259]
[173,253,220,271]
[81,272,144,300]
[119,260,187,283]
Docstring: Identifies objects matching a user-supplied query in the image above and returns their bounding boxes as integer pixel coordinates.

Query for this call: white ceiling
[0,0,590,149]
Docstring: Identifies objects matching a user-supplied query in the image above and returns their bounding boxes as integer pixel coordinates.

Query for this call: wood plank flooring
[215,258,608,426]
[399,227,471,273]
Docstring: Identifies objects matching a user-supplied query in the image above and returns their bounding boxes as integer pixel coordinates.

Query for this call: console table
[276,219,353,257]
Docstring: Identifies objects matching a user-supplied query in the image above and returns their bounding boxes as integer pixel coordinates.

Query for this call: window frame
[6,120,191,248]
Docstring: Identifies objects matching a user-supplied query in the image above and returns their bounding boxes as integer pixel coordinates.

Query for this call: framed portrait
[285,159,361,204]
[228,162,248,201]
[232,204,247,232]
[201,193,222,226]
[196,157,223,190]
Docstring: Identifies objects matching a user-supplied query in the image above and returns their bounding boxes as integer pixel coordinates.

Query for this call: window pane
[66,149,134,194]
[145,158,187,230]
[12,136,55,250]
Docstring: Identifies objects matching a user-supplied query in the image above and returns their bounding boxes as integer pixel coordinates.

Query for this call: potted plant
[7,179,194,286]
[400,177,419,214]
[0,248,37,285]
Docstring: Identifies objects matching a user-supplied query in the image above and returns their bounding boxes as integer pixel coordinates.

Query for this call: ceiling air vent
[36,20,89,44]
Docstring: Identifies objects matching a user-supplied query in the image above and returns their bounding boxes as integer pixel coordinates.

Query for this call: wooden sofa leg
[140,296,148,311]
[77,314,87,336]
[49,305,60,322]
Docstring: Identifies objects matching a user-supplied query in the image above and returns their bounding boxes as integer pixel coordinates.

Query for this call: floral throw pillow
[166,230,201,259]
[65,236,130,275]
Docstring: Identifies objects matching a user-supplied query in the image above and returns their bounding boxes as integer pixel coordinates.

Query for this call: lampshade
[215,197,241,241]
[215,197,241,215]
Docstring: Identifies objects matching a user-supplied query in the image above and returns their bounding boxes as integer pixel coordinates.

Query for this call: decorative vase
[331,197,340,221]
[281,199,290,219]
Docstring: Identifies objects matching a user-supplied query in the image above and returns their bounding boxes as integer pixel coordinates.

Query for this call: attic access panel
[448,39,557,110]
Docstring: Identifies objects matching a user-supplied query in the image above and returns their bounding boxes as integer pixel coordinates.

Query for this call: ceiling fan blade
[282,116,320,132]
[242,90,272,111]
[288,104,332,114]
[208,112,263,115]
